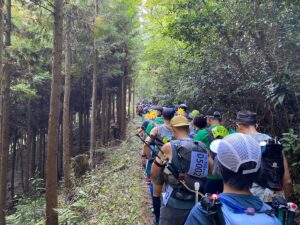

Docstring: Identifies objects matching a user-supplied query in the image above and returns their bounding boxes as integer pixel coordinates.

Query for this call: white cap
[216,133,262,174]
[210,139,222,154]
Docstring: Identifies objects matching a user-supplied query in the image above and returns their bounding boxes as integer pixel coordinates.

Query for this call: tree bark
[89,0,99,169]
[11,134,17,200]
[128,84,131,120]
[0,64,10,225]
[24,100,31,193]
[45,0,64,223]
[5,0,11,46]
[62,13,72,193]
[132,82,135,119]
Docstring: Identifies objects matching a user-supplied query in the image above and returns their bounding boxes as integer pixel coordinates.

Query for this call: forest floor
[56,118,154,225]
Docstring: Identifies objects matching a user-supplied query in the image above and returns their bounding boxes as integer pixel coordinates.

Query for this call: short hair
[173,125,190,133]
[219,161,259,190]
[193,116,207,129]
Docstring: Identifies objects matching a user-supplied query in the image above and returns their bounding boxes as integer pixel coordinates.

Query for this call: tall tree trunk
[128,84,131,120]
[24,100,31,193]
[45,0,63,223]
[79,111,83,152]
[112,93,115,122]
[11,134,17,200]
[0,0,10,221]
[89,0,99,169]
[0,64,10,225]
[62,13,72,193]
[31,130,36,176]
[5,0,11,46]
[132,82,135,119]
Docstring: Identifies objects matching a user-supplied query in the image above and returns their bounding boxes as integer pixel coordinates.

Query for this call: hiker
[151,116,209,225]
[235,110,293,203]
[194,108,230,194]
[194,107,231,148]
[144,107,175,225]
[185,133,281,225]
[189,115,207,138]
[175,103,188,117]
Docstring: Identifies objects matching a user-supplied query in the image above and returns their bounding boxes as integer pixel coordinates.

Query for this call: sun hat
[216,133,261,174]
[170,116,189,127]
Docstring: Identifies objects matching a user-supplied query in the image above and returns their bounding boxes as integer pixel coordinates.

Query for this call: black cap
[236,110,257,125]
[206,107,222,119]
[179,103,188,110]
[162,107,175,118]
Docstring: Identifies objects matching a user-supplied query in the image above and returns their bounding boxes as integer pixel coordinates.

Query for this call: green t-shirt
[144,117,164,137]
[194,125,217,148]
[194,125,235,148]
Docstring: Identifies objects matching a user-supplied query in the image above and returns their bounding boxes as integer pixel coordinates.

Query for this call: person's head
[162,107,175,121]
[191,110,200,118]
[179,103,188,111]
[216,133,261,191]
[236,110,258,133]
[206,107,222,126]
[193,115,207,130]
[170,116,190,138]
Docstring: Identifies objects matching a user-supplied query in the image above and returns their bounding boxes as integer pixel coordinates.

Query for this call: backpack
[256,140,285,191]
[163,139,209,200]
[206,125,229,143]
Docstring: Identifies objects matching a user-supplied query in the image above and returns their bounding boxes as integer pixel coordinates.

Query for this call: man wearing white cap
[185,133,281,225]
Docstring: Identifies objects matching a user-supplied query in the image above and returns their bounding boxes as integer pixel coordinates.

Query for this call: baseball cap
[216,133,261,174]
[206,107,222,119]
[236,110,257,125]
[191,110,200,118]
[170,116,189,127]
[210,139,221,154]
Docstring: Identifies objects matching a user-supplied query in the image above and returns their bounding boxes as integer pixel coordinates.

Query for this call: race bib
[188,151,208,178]
[163,185,173,206]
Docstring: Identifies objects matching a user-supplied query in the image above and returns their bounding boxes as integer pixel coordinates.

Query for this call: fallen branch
[103,164,127,175]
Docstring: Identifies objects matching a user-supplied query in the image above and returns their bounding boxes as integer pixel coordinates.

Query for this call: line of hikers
[135,102,297,225]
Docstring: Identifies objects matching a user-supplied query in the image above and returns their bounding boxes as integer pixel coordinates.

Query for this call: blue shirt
[184,193,281,225]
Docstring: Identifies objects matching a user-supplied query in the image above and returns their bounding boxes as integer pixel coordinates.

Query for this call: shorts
[159,205,191,225]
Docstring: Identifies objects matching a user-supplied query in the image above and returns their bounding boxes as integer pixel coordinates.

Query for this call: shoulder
[150,127,158,135]
[162,142,172,154]
[184,204,213,225]
[194,129,208,140]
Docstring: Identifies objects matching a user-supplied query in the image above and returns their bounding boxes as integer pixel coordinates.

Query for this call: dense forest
[0,0,298,224]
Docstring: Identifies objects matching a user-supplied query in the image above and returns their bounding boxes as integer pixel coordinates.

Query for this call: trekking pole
[194,182,200,205]
[286,202,297,225]
[135,134,165,162]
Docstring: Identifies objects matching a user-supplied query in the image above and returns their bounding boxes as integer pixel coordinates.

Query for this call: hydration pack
[256,139,284,191]
[164,139,209,195]
[206,125,229,143]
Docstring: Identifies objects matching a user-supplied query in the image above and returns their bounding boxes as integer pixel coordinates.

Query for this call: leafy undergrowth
[7,118,153,225]
[56,118,152,225]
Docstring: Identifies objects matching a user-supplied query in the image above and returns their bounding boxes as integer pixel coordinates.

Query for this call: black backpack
[256,140,285,191]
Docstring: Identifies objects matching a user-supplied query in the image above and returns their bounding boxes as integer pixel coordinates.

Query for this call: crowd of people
[135,101,297,225]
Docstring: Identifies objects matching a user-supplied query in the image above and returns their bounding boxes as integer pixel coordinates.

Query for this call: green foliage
[139,0,300,134]
[7,175,45,225]
[281,129,300,154]
[6,196,45,225]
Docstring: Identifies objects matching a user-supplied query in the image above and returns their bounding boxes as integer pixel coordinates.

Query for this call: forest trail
[67,118,154,225]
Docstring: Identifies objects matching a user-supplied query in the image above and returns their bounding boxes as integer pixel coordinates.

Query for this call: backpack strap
[220,197,275,216]
[206,127,215,143]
